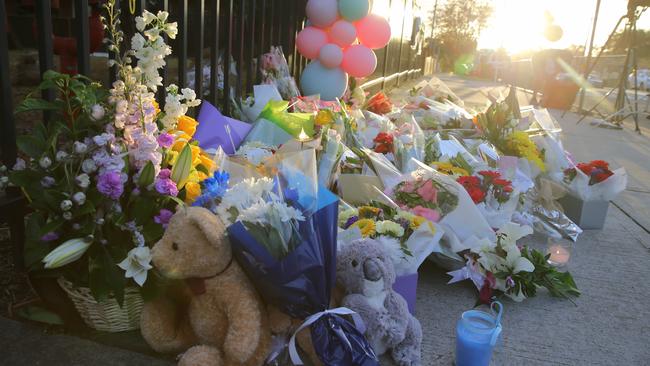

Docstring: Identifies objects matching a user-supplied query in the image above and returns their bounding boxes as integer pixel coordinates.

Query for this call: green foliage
[516,247,581,302]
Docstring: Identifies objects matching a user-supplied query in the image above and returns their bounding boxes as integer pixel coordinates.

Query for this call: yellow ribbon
[129,0,136,14]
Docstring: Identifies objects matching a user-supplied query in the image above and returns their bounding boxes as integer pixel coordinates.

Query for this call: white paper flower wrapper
[566,167,627,201]
[532,134,572,183]
[476,192,520,230]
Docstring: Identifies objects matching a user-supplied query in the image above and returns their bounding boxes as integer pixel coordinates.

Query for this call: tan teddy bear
[140,207,271,366]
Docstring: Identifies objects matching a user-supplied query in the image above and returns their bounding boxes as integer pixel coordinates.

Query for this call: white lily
[42,238,91,269]
[118,247,153,287]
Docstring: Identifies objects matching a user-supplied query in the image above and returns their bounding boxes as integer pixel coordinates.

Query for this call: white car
[628,69,650,91]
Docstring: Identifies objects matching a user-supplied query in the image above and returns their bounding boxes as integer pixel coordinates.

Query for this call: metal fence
[0,0,428,166]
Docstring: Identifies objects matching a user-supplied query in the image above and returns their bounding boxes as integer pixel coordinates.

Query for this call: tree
[434,0,493,71]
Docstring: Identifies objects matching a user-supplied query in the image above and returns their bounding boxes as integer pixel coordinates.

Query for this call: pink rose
[412,205,441,222]
[416,180,438,203]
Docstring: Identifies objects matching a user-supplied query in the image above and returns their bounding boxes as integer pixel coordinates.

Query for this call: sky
[477,0,650,53]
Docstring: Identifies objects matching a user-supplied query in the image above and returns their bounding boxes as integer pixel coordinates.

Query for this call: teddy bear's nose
[363,258,382,282]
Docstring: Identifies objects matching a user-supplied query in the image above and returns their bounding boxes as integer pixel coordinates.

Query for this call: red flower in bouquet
[373,132,394,154]
[479,272,497,305]
[478,170,500,180]
[467,187,487,204]
[590,160,610,170]
[566,160,615,186]
[576,162,594,175]
[366,92,393,115]
[457,175,481,189]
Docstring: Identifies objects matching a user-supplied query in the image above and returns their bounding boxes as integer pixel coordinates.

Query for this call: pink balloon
[329,20,357,48]
[296,27,328,59]
[355,14,391,49]
[319,43,344,68]
[306,0,338,28]
[341,45,377,77]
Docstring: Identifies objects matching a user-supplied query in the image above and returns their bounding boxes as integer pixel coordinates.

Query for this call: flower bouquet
[559,160,627,229]
[456,170,518,230]
[259,46,300,100]
[448,223,580,304]
[338,202,443,313]
[7,4,210,331]
[194,149,378,365]
[365,91,393,115]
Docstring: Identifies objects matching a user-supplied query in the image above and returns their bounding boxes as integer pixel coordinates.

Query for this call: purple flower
[97,171,124,200]
[344,216,359,229]
[506,276,515,289]
[40,232,59,242]
[155,177,178,197]
[157,133,174,148]
[158,168,172,180]
[154,209,174,228]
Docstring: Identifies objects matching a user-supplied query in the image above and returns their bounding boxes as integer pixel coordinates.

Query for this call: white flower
[164,22,178,39]
[235,142,275,166]
[63,212,73,220]
[60,200,73,211]
[91,104,105,121]
[43,238,91,268]
[338,208,359,226]
[118,246,153,286]
[181,88,196,101]
[72,192,86,205]
[81,159,97,174]
[156,10,169,22]
[76,173,90,189]
[497,222,533,247]
[375,220,405,237]
[13,158,26,171]
[55,151,68,162]
[131,33,146,51]
[74,141,88,154]
[39,156,52,169]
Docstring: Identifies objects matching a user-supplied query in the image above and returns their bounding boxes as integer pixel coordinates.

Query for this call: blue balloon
[338,0,369,21]
[300,61,348,101]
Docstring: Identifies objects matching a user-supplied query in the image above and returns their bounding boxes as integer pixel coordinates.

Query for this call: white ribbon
[288,307,366,365]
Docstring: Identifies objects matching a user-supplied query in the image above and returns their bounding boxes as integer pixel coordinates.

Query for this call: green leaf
[171,144,193,188]
[89,245,126,306]
[15,305,64,325]
[137,161,155,187]
[9,170,40,188]
[131,198,155,224]
[16,135,46,158]
[24,214,52,269]
[15,98,60,114]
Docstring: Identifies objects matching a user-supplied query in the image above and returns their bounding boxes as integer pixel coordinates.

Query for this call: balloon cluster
[297,0,391,100]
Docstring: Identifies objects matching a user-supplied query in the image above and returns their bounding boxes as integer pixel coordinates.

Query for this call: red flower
[503,186,513,193]
[366,92,393,115]
[457,175,481,189]
[479,272,496,305]
[373,132,394,154]
[576,163,594,175]
[590,160,610,170]
[493,178,512,187]
[478,170,500,179]
[593,171,613,183]
[467,187,487,204]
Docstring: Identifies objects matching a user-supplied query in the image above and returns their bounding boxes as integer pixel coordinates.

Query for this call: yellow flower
[315,110,334,126]
[177,115,199,137]
[505,132,546,172]
[198,153,217,172]
[358,206,381,219]
[410,215,427,230]
[172,133,192,152]
[165,150,179,165]
[190,145,201,164]
[152,100,160,116]
[352,219,376,237]
[184,181,201,203]
[432,162,468,176]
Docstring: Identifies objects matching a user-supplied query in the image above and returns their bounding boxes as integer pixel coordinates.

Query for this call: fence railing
[0,0,427,166]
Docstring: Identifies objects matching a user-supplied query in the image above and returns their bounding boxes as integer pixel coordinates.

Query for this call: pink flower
[416,180,438,203]
[412,205,441,222]
[399,181,416,193]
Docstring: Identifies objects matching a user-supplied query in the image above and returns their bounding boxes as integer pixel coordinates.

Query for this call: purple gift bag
[393,272,418,315]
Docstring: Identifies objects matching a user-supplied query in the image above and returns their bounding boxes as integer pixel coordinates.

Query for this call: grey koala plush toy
[336,238,423,366]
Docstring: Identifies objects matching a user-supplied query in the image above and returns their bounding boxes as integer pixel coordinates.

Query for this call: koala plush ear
[186,207,230,252]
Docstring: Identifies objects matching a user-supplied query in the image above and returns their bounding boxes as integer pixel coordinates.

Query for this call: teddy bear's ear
[186,207,228,249]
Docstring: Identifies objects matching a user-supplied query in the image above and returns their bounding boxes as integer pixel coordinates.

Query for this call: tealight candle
[547,240,571,267]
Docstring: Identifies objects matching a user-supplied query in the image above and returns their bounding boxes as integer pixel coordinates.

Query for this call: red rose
[503,186,513,193]
[493,178,512,187]
[373,132,394,154]
[593,171,613,183]
[479,272,496,305]
[576,163,594,175]
[367,92,393,115]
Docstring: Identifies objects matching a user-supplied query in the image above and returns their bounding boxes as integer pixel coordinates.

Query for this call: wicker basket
[57,277,144,332]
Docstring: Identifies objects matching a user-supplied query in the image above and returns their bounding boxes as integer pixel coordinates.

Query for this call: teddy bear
[140,206,272,366]
[336,238,423,366]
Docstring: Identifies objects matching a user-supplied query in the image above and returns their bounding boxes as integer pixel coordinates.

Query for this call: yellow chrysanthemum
[358,206,381,219]
[505,131,546,172]
[432,162,468,176]
[352,219,376,237]
[177,115,199,137]
[184,181,201,203]
[315,110,334,126]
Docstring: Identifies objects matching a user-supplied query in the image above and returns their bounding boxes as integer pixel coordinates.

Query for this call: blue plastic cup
[455,302,503,366]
